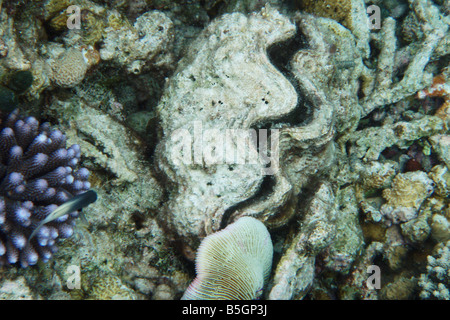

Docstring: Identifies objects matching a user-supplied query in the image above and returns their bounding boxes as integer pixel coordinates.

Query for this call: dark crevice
[258,23,313,129]
[219,23,313,230]
[131,211,147,230]
[220,174,276,230]
[356,107,387,131]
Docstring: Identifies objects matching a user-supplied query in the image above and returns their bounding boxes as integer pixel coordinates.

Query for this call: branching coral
[0,110,93,267]
[419,240,450,300]
[360,0,449,117]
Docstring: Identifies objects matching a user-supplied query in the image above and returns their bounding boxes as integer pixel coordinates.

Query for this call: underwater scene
[0,0,449,301]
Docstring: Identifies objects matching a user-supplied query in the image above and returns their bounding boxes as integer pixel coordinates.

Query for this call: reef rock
[100,10,174,74]
[155,6,336,256]
[155,7,295,254]
[268,182,336,300]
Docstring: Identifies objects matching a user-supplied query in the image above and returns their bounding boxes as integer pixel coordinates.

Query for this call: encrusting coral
[182,216,273,300]
[380,171,435,225]
[100,10,174,74]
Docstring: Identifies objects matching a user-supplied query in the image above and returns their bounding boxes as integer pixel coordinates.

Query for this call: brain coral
[0,110,92,267]
[50,49,88,88]
[182,216,273,300]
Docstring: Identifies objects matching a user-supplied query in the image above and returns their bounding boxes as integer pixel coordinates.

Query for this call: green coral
[0,86,16,112]
[87,274,135,300]
[7,70,33,94]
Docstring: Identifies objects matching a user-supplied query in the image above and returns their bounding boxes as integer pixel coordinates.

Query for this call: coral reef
[182,216,273,300]
[35,96,189,300]
[0,0,449,301]
[152,0,450,300]
[0,110,93,267]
